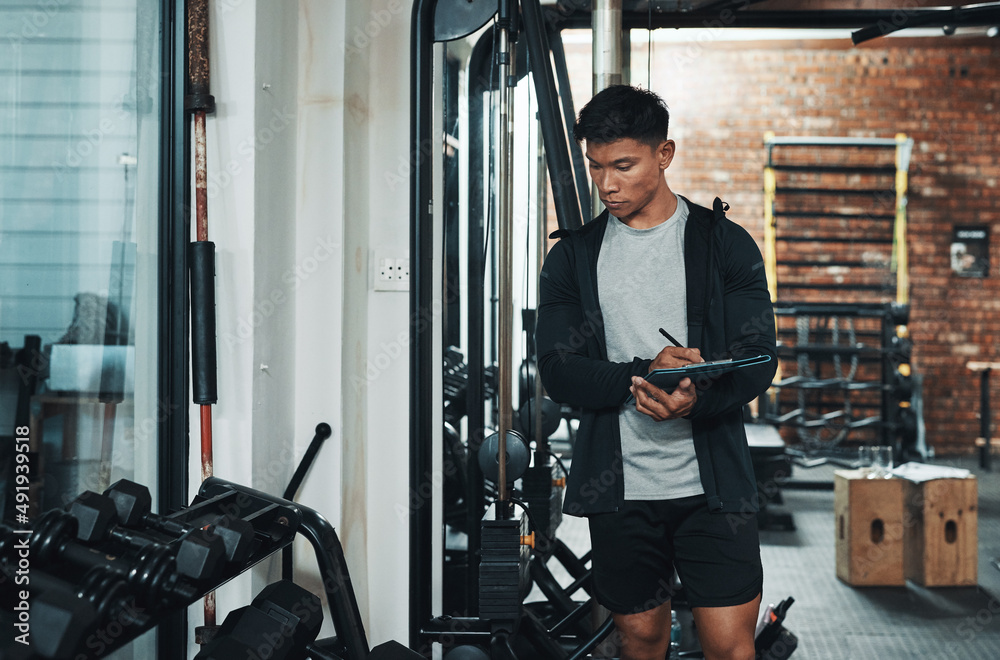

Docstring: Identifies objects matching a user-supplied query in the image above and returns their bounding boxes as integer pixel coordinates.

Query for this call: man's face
[585,137,674,220]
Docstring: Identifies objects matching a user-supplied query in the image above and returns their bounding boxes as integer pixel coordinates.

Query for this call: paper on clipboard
[625,354,772,405]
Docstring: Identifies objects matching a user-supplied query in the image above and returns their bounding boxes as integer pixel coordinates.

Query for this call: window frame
[156,0,190,654]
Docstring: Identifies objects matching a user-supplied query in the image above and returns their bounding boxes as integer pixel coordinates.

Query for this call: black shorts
[588,495,762,613]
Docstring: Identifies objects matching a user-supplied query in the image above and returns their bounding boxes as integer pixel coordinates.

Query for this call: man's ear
[658,140,676,170]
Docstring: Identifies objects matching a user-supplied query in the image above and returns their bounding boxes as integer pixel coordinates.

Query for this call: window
[0,0,162,547]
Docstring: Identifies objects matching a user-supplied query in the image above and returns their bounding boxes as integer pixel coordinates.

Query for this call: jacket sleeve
[685,225,777,420]
[536,237,652,410]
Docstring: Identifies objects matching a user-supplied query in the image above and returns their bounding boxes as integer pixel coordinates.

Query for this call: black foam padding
[189,241,218,404]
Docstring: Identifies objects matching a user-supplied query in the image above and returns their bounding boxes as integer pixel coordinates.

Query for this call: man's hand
[649,346,703,372]
[630,376,697,421]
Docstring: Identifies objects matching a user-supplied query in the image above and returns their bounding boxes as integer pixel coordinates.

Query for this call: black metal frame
[553,6,1000,31]
[979,369,992,470]
[522,0,583,232]
[548,25,591,222]
[157,0,190,655]
[409,0,437,650]
[465,26,493,619]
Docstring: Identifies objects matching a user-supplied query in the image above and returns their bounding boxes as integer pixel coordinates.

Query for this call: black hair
[572,84,670,147]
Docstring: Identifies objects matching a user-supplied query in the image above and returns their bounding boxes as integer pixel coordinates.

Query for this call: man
[536,85,777,660]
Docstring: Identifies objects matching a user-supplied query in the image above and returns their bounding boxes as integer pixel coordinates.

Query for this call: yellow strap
[893,134,910,305]
[763,166,777,303]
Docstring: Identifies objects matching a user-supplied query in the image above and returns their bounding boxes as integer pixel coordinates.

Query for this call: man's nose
[598,172,619,193]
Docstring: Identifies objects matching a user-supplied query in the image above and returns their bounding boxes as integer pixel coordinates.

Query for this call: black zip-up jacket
[536,196,777,516]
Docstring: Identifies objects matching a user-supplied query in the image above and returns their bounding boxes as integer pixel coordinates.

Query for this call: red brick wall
[561,36,1000,454]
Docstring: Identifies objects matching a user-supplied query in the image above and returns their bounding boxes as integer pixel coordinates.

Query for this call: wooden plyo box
[834,469,906,586]
[903,477,978,587]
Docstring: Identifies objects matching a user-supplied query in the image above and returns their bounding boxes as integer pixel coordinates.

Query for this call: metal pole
[534,118,547,453]
[187,0,214,479]
[592,0,623,93]
[496,7,515,507]
[981,369,992,471]
[591,0,622,216]
[186,0,218,635]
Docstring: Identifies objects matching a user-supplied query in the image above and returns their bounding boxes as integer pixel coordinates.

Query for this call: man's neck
[619,183,677,230]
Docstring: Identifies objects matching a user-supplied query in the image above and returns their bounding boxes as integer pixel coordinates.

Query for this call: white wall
[292,0,348,611]
[341,0,414,646]
[250,0,300,594]
[194,0,413,649]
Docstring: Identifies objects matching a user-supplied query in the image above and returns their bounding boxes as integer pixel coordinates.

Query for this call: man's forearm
[539,352,652,410]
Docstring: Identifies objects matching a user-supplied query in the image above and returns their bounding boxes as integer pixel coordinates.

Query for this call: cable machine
[410,1,606,656]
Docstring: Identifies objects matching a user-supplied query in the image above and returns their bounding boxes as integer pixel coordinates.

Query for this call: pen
[659,327,683,348]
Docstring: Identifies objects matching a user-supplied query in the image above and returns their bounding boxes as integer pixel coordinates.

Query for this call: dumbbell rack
[762,302,914,458]
[0,478,370,660]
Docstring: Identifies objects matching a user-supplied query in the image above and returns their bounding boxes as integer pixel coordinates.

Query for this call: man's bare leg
[612,600,672,660]
[691,593,761,660]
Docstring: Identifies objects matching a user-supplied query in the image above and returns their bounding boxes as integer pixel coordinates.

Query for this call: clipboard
[625,354,772,404]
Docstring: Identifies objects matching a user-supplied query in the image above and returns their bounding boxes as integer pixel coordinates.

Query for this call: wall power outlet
[373,249,409,291]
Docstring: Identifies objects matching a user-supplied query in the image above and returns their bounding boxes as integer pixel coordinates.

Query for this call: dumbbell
[104,479,255,565]
[195,580,323,660]
[27,575,99,659]
[31,508,200,608]
[29,568,152,659]
[69,490,224,582]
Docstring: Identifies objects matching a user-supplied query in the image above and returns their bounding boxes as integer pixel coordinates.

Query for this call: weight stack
[479,504,529,628]
[521,461,563,540]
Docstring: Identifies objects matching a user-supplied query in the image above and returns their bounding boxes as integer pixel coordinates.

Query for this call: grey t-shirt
[596,196,704,500]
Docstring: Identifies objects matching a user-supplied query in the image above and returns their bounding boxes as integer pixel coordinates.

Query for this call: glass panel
[0,1,161,655]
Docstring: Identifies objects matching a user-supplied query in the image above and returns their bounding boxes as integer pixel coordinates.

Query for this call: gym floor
[544,454,1000,659]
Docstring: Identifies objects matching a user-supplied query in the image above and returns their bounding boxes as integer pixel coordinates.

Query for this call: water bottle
[668,609,682,659]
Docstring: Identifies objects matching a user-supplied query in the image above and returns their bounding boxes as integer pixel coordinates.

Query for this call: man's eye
[618,166,631,172]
